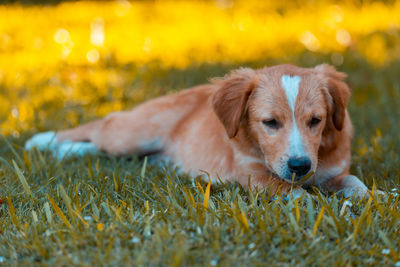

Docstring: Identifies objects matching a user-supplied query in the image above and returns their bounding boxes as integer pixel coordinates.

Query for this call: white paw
[25,132,98,159]
[339,175,369,199]
[343,187,369,199]
[24,131,58,151]
[55,141,98,159]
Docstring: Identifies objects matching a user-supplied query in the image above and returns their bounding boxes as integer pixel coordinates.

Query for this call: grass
[1,56,400,266]
[1,1,400,266]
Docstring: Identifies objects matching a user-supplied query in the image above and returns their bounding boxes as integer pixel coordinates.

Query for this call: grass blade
[203,179,211,208]
[59,184,77,226]
[31,210,38,224]
[12,160,32,197]
[140,156,148,178]
[312,206,325,236]
[1,135,23,166]
[378,230,399,261]
[240,210,250,231]
[47,194,72,229]
[44,202,53,224]
[7,197,20,228]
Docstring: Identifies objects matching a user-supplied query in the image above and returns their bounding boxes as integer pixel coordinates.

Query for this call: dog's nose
[287,157,311,178]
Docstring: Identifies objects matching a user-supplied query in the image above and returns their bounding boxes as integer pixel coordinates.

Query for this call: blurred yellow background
[0,0,399,135]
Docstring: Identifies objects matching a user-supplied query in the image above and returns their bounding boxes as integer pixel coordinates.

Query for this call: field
[1,0,400,265]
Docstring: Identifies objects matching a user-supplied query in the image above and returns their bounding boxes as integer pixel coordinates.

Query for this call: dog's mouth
[268,170,296,184]
[275,171,315,185]
[267,160,315,185]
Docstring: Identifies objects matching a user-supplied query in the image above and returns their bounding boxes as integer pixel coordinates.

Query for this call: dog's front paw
[24,131,58,151]
[338,175,386,200]
[339,175,369,199]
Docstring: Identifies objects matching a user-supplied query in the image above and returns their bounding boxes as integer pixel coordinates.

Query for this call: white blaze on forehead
[281,75,301,111]
[281,75,306,157]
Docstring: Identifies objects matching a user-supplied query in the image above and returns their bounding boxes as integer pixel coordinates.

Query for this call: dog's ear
[211,68,257,138]
[315,64,351,131]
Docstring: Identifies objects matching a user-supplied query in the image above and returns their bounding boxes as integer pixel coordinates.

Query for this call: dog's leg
[26,86,210,159]
[26,110,166,159]
[25,91,195,158]
[56,119,105,143]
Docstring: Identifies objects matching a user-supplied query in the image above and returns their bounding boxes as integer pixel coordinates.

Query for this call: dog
[25,64,373,199]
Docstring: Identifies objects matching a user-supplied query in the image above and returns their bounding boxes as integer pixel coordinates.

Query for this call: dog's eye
[262,119,280,129]
[309,117,321,128]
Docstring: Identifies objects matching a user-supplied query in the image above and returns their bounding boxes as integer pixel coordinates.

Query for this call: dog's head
[212,64,351,182]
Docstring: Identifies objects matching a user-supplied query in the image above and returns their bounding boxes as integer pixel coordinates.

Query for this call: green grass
[1,53,400,266]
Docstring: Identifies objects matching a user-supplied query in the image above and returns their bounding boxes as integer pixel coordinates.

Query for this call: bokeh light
[0,0,399,135]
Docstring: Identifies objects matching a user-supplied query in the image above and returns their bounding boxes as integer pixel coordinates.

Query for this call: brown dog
[25,64,373,198]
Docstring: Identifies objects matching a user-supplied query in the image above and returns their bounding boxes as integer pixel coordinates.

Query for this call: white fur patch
[55,141,98,159]
[288,121,304,157]
[281,75,301,111]
[25,131,98,159]
[281,75,306,157]
[24,131,58,150]
[340,175,368,198]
